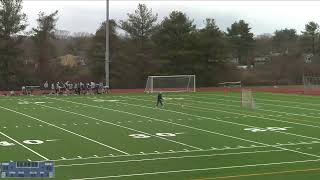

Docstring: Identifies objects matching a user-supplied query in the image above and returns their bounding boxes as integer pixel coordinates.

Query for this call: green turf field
[1,91,320,179]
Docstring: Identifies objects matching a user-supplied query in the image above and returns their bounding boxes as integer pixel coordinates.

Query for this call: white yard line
[181,95,320,118]
[56,149,285,167]
[171,94,320,126]
[111,96,320,143]
[53,140,320,162]
[0,105,129,155]
[118,94,320,124]
[200,92,320,107]
[126,95,320,128]
[46,97,320,159]
[0,131,49,160]
[70,158,320,180]
[37,104,202,150]
[185,93,320,112]
[170,94,320,126]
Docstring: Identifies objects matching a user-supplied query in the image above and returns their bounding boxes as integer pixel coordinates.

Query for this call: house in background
[254,56,270,65]
[58,54,86,67]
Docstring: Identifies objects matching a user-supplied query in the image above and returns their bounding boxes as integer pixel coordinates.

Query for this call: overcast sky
[22,1,320,35]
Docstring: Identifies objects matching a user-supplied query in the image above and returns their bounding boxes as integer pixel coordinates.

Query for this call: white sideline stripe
[179,94,320,126]
[0,105,129,155]
[124,95,320,141]
[203,92,320,107]
[190,93,320,111]
[37,104,202,151]
[108,98,320,158]
[52,140,320,162]
[46,97,320,158]
[188,94,320,120]
[121,94,320,126]
[115,96,320,143]
[175,95,320,129]
[164,95,320,139]
[70,158,320,180]
[121,96,320,128]
[56,149,285,167]
[136,95,320,129]
[0,131,48,160]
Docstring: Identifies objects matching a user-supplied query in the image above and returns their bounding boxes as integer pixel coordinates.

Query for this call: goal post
[303,75,320,95]
[241,89,255,109]
[145,75,196,93]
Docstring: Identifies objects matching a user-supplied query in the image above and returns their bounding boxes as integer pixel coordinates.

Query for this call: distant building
[254,56,270,65]
[270,52,282,57]
[58,54,86,67]
[237,65,253,70]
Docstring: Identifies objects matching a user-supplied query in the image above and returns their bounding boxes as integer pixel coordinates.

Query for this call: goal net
[145,75,196,93]
[218,81,241,87]
[241,89,255,109]
[303,75,320,95]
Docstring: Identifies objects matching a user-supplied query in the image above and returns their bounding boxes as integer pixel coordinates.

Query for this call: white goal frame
[303,75,320,95]
[145,75,196,93]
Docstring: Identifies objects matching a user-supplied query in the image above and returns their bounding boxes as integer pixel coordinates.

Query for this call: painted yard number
[0,140,44,147]
[244,127,292,133]
[129,133,181,139]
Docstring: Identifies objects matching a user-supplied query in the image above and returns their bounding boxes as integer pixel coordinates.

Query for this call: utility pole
[105,0,110,88]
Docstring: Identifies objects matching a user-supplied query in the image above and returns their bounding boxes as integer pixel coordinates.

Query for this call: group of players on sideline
[1,81,110,96]
[2,81,165,107]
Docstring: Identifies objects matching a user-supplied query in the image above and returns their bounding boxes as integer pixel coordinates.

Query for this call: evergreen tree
[120,3,157,48]
[302,21,319,54]
[152,11,197,74]
[272,28,298,54]
[32,10,58,80]
[227,20,254,65]
[0,0,27,89]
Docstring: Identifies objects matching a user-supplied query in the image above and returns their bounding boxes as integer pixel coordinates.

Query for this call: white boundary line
[0,105,129,155]
[189,93,320,118]
[0,131,49,160]
[190,93,320,112]
[183,95,320,123]
[109,96,320,143]
[122,95,320,129]
[114,94,320,124]
[70,158,320,180]
[45,97,320,158]
[203,92,320,107]
[164,93,320,126]
[56,149,285,167]
[170,94,320,127]
[192,93,320,111]
[52,140,320,162]
[37,104,202,150]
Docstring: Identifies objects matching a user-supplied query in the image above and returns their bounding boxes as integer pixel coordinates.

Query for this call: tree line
[1,1,320,90]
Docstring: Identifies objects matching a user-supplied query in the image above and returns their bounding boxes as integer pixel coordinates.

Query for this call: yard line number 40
[0,140,56,147]
[129,132,184,139]
[244,127,292,133]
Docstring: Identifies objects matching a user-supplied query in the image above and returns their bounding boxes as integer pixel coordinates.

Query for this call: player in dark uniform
[76,82,81,95]
[156,92,164,107]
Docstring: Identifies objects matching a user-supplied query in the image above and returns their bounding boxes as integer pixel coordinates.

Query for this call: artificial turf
[0,91,320,179]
